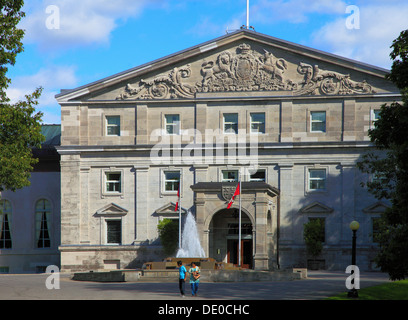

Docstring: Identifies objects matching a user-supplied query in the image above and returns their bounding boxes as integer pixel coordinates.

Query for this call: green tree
[357,29,408,280]
[157,219,179,256]
[303,218,324,259]
[0,0,44,192]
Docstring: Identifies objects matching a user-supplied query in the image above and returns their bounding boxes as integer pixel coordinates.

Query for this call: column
[134,166,149,242]
[80,166,90,244]
[340,162,356,243]
[136,104,148,145]
[280,101,293,142]
[253,192,269,270]
[277,163,294,268]
[194,193,207,256]
[60,154,81,245]
[343,99,356,141]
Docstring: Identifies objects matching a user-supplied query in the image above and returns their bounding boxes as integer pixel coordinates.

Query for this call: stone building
[55,29,399,272]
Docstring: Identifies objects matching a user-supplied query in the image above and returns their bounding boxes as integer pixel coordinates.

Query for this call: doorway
[209,208,253,269]
[227,239,253,269]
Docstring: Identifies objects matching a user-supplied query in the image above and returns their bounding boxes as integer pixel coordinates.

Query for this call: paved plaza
[0,270,391,300]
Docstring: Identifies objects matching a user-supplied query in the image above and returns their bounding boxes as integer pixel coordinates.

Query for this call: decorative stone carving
[196,43,297,93]
[295,62,375,96]
[221,185,238,202]
[116,43,375,100]
[116,65,196,100]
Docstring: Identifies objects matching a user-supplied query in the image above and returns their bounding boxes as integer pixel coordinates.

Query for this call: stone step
[71,268,305,282]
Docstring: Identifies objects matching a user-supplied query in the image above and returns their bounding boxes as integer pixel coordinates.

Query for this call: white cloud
[20,0,159,50]
[6,66,78,124]
[251,0,346,24]
[310,3,408,69]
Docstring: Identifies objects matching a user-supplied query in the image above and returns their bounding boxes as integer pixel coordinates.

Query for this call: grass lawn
[327,279,408,300]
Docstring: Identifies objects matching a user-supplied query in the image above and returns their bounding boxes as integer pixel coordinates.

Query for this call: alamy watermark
[150,128,260,176]
[345,5,360,30]
[345,265,360,290]
[45,5,60,30]
[45,265,60,290]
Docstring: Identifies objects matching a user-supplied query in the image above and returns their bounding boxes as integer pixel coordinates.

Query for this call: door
[227,239,253,269]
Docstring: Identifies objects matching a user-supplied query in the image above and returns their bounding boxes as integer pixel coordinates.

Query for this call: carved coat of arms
[221,185,238,202]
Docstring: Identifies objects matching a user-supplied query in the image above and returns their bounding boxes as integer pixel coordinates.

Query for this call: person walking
[188,262,200,297]
[177,261,187,297]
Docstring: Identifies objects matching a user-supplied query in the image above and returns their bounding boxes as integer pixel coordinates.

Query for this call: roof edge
[55,29,391,101]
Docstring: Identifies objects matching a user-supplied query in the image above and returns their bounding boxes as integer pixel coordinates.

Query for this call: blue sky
[6,0,408,124]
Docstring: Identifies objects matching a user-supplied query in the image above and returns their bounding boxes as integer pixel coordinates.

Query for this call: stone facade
[56,30,399,272]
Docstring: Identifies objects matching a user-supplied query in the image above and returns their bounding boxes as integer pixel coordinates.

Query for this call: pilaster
[134,166,149,241]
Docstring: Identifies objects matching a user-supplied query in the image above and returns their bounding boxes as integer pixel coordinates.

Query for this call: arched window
[0,200,12,249]
[35,199,51,248]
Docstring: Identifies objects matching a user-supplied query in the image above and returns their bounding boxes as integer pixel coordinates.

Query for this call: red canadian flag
[227,183,240,209]
[174,186,180,212]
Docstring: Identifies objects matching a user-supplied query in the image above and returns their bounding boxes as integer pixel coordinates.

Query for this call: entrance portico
[191,182,280,270]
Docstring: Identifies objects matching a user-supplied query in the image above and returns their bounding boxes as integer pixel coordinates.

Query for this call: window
[164,171,180,192]
[223,113,238,134]
[0,267,9,274]
[0,200,12,249]
[371,109,381,128]
[310,111,326,132]
[35,199,51,248]
[107,220,121,244]
[308,169,326,191]
[372,171,387,185]
[165,114,180,135]
[105,172,122,193]
[372,109,381,122]
[222,170,238,182]
[250,170,266,182]
[250,113,265,134]
[106,116,120,136]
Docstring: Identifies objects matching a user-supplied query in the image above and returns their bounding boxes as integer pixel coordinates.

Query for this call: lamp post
[348,220,359,298]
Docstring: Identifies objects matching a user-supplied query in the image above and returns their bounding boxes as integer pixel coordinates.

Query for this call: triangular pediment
[155,202,188,216]
[56,29,398,103]
[363,201,389,214]
[300,201,334,214]
[95,203,128,217]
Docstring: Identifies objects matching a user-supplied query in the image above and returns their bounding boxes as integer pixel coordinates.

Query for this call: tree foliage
[303,219,324,258]
[0,0,44,192]
[157,218,179,256]
[357,29,408,280]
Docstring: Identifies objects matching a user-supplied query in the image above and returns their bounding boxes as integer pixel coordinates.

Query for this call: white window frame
[105,115,121,136]
[249,169,266,182]
[165,114,180,135]
[310,111,326,133]
[162,170,180,193]
[308,168,327,191]
[370,109,381,128]
[105,172,122,193]
[223,113,238,134]
[250,113,265,134]
[102,169,124,197]
[222,170,239,182]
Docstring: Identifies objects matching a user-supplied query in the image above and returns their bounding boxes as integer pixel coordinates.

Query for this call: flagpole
[238,175,242,268]
[246,0,249,29]
[178,173,182,249]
